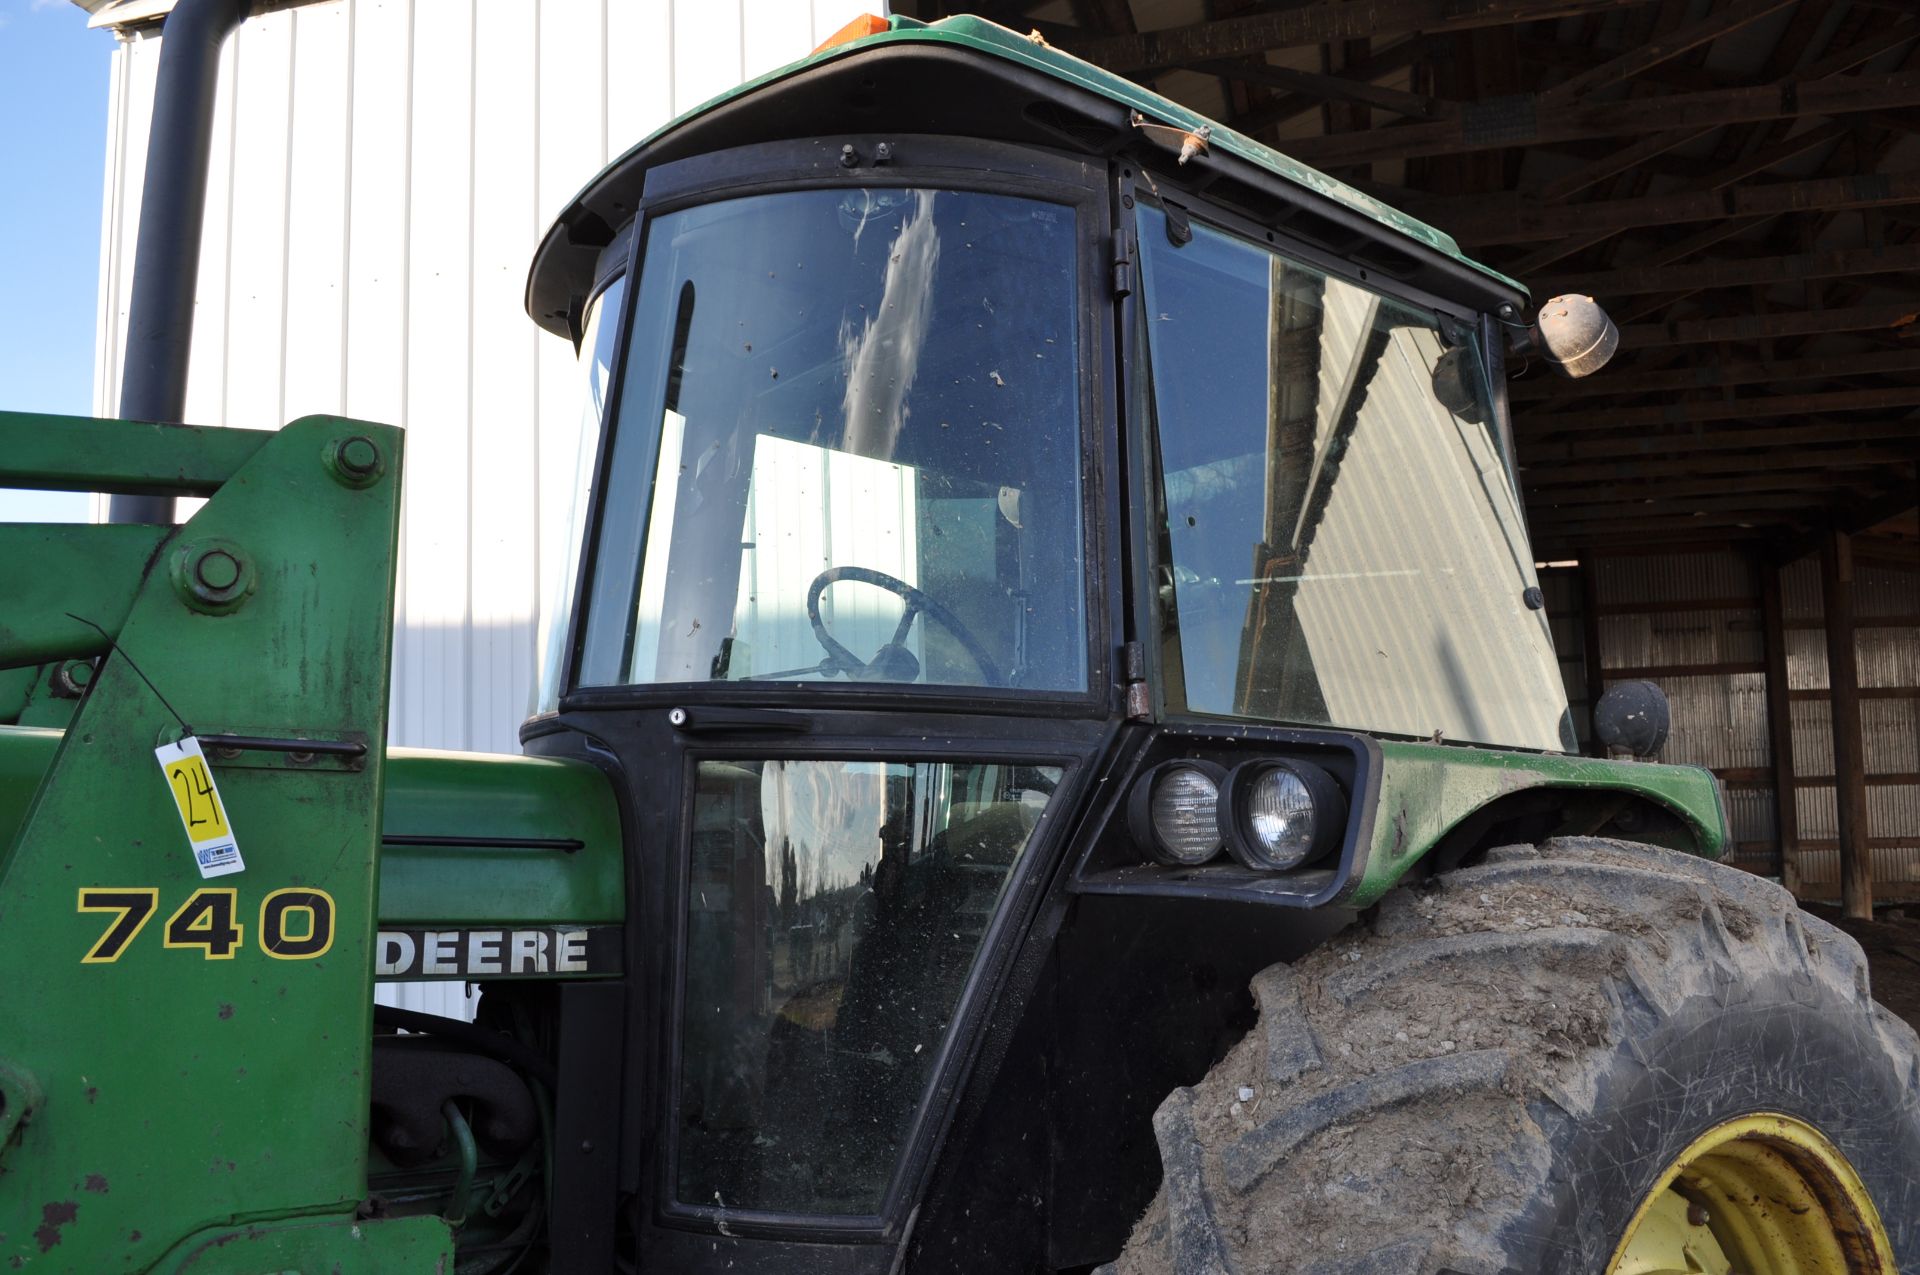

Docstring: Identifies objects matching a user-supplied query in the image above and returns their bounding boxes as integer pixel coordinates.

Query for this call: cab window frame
[1117,177,1566,752]
[557,136,1119,720]
[532,235,636,722]
[657,730,1093,1244]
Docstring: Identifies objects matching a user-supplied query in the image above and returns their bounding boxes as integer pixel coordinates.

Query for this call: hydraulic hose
[442,1099,477,1227]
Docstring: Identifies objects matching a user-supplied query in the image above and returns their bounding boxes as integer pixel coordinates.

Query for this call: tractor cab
[20,11,1913,1275]
[515,13,1601,1272]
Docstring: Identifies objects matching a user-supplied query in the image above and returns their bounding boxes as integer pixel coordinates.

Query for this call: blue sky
[0,0,114,520]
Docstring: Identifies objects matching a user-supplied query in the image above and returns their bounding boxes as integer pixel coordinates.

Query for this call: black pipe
[110,0,253,525]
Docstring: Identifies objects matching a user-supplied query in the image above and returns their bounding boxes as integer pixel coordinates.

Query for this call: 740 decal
[77,886,334,963]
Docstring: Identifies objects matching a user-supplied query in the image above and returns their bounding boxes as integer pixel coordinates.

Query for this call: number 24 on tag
[154,737,245,879]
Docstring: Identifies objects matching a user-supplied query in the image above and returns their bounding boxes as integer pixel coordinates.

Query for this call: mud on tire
[1104,837,1920,1275]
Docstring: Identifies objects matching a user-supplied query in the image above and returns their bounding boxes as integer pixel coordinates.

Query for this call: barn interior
[890,0,1920,916]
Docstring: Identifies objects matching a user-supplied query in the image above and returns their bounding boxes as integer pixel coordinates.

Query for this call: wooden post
[1820,526,1873,918]
[1759,557,1799,890]
[1580,555,1607,757]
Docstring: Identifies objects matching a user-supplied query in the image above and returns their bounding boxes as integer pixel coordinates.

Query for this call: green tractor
[3,10,1915,1274]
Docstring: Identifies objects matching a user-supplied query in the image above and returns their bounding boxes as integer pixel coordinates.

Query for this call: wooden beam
[1615,301,1920,349]
[1788,614,1920,631]
[1074,0,1136,35]
[1500,22,1920,269]
[1529,471,1878,506]
[1542,240,1920,301]
[1533,529,1781,555]
[1532,502,1817,529]
[1529,128,1730,207]
[1820,526,1873,919]
[1745,772,1920,786]
[1520,385,1920,434]
[1511,211,1761,286]
[1064,0,1657,74]
[1853,538,1920,569]
[1591,596,1761,615]
[1533,0,1796,108]
[1579,556,1606,757]
[1534,491,1849,520]
[1532,512,1792,540]
[1520,445,1920,483]
[1516,34,1731,92]
[1599,661,1768,679]
[1517,20,1920,101]
[1196,58,1450,120]
[1523,420,1920,462]
[1510,348,1920,401]
[1771,479,1920,563]
[1230,40,1428,135]
[1758,551,1799,886]
[1284,71,1920,169]
[1788,683,1920,698]
[1426,169,1920,247]
[1865,107,1920,135]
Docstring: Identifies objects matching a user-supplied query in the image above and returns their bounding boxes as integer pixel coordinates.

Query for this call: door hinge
[1122,641,1152,720]
[1110,230,1134,299]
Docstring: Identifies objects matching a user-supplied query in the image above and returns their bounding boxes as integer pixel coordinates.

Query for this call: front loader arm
[0,411,452,1271]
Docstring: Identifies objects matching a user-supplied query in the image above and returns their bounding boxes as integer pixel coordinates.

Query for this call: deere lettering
[373,926,619,979]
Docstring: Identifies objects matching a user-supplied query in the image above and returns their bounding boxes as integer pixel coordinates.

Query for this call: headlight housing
[1126,760,1227,866]
[1218,759,1344,871]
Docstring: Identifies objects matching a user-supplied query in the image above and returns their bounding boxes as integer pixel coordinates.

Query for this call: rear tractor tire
[1106,837,1920,1275]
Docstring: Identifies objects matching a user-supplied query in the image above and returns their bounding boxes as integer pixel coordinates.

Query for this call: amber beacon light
[813,13,892,54]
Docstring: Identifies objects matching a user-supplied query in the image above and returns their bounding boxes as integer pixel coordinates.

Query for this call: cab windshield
[577,187,1086,693]
[1138,205,1573,753]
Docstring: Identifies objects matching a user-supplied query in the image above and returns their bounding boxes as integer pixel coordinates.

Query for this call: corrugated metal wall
[1779,553,1920,899]
[1571,544,1919,900]
[94,0,863,755]
[92,0,863,1017]
[1582,549,1777,877]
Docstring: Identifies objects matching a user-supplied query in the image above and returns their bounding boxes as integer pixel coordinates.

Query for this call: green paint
[1348,742,1731,908]
[0,667,34,721]
[0,523,169,666]
[0,410,271,496]
[9,664,94,729]
[155,1214,451,1272]
[0,728,60,869]
[378,747,624,925]
[0,730,624,932]
[0,415,405,1271]
[567,13,1522,295]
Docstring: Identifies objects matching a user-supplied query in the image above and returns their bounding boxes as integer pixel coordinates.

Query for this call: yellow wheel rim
[1608,1113,1895,1275]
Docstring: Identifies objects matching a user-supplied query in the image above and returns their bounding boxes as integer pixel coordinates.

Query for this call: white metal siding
[93,0,865,1018]
[93,0,865,758]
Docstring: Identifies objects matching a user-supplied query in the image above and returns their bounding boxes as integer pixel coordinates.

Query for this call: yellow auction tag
[154,737,245,878]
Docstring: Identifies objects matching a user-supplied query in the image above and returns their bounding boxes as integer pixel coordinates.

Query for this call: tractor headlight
[1127,760,1227,866]
[1219,760,1344,871]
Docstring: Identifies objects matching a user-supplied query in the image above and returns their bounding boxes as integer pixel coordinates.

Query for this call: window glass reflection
[1137,206,1572,752]
[581,189,1086,692]
[680,758,1058,1215]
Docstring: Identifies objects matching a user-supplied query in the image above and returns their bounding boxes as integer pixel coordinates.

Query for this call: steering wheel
[806,566,1004,687]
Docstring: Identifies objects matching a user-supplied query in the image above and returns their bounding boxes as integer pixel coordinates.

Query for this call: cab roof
[525,14,1526,341]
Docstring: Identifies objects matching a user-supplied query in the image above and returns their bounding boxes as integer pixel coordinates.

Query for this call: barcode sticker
[154,737,245,878]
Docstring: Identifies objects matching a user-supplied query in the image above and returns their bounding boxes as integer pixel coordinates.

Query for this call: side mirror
[1593,680,1670,759]
[1430,346,1486,423]
[1512,294,1618,379]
